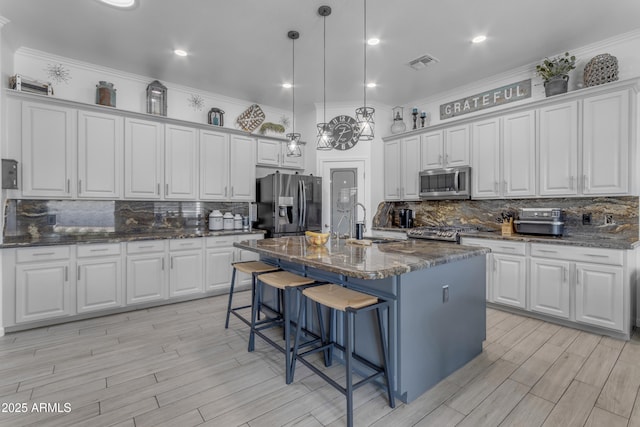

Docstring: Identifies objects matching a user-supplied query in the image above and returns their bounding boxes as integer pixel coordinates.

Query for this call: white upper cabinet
[256,138,305,169]
[77,110,123,199]
[229,134,256,200]
[582,90,629,195]
[444,125,470,167]
[200,129,230,200]
[124,118,164,199]
[22,102,75,198]
[471,111,534,199]
[164,124,198,199]
[420,125,469,170]
[384,136,420,201]
[538,101,579,196]
[383,139,402,200]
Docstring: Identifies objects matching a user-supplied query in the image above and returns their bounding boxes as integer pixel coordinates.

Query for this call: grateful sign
[440,79,531,120]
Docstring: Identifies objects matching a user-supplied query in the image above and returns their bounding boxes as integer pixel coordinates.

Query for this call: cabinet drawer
[127,240,165,254]
[206,236,236,248]
[17,246,71,263]
[169,238,203,251]
[77,243,121,258]
[461,238,526,255]
[237,233,264,242]
[531,243,623,265]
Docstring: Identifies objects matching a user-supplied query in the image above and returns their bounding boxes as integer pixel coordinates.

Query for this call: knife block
[501,219,514,236]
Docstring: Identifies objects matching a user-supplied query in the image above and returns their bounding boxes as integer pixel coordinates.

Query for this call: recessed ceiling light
[174,49,188,57]
[366,82,377,88]
[98,0,137,8]
[367,38,380,46]
[282,83,292,89]
[472,35,487,44]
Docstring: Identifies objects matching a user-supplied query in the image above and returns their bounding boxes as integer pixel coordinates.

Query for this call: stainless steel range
[407,226,488,243]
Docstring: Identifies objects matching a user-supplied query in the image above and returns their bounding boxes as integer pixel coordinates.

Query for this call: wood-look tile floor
[1,292,639,427]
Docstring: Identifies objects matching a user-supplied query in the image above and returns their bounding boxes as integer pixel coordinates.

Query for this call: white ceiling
[2,0,640,111]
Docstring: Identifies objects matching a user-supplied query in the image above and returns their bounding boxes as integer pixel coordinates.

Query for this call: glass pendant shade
[316,122,333,150]
[355,106,375,141]
[286,132,302,157]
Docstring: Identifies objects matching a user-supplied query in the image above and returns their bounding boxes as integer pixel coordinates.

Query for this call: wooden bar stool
[249,270,324,384]
[224,261,279,329]
[291,284,395,427]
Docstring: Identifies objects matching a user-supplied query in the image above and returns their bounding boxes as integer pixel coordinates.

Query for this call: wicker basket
[583,54,619,87]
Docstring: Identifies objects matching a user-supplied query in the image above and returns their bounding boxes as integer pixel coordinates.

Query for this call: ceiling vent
[408,54,440,71]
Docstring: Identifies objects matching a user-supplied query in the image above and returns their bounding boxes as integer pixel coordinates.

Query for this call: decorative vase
[544,75,569,97]
[96,81,116,107]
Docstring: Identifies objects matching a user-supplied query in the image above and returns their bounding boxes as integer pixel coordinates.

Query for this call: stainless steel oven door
[419,166,471,199]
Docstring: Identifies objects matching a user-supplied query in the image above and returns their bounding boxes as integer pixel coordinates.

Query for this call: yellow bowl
[305,232,329,246]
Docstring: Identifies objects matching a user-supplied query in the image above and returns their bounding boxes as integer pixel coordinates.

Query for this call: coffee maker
[399,209,414,228]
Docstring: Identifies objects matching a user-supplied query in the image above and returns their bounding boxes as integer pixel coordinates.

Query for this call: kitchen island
[234,236,490,403]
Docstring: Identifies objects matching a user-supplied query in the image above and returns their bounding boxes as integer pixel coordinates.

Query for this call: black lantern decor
[146,80,167,116]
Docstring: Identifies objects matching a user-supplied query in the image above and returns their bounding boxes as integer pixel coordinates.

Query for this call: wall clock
[328,115,359,150]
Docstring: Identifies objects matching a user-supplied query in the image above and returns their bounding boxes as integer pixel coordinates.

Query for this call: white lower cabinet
[530,258,570,319]
[169,239,203,297]
[205,236,236,292]
[575,263,623,330]
[126,241,167,305]
[492,254,527,309]
[15,246,73,323]
[76,243,123,313]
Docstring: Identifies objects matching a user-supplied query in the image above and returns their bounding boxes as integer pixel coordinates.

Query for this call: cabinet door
[503,110,536,197]
[22,102,75,198]
[165,124,198,199]
[444,124,469,167]
[205,248,235,291]
[582,90,629,195]
[539,102,578,195]
[16,261,72,323]
[575,263,623,331]
[200,129,230,200]
[124,118,163,199]
[77,257,122,313]
[383,140,401,200]
[401,135,422,200]
[530,258,570,319]
[256,139,281,166]
[229,135,256,200]
[126,253,167,304]
[420,131,444,170]
[491,254,526,309]
[78,110,123,199]
[471,118,500,198]
[282,142,305,169]
[169,250,203,297]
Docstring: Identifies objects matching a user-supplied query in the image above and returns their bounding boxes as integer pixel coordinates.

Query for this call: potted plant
[535,52,576,97]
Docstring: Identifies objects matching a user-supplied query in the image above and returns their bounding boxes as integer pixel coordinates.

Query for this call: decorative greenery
[535,52,576,82]
[258,122,285,135]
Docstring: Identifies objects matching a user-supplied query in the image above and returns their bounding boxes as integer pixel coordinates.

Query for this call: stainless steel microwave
[419,166,471,200]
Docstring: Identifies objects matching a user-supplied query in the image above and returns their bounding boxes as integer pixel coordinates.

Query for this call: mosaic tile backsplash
[373,196,639,241]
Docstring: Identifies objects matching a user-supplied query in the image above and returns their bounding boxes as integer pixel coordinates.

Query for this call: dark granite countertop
[233,236,490,280]
[373,227,639,250]
[0,229,266,248]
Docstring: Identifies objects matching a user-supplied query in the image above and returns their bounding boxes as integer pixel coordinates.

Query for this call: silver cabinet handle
[503,180,507,194]
[224,187,228,197]
[78,180,82,194]
[78,265,81,281]
[445,153,449,165]
[170,257,174,269]
[563,266,567,282]
[583,175,589,191]
[396,187,400,197]
[585,253,609,258]
[32,252,55,256]
[499,246,515,251]
[64,266,68,282]
[90,248,109,252]
[157,183,160,195]
[231,187,235,197]
[67,179,70,193]
[494,182,499,193]
[438,154,442,164]
[162,258,165,270]
[537,249,558,254]
[569,176,574,190]
[165,183,169,195]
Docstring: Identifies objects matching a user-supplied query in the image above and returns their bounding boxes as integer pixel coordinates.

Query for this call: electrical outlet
[442,285,449,303]
[605,214,614,225]
[47,214,56,225]
[582,213,592,225]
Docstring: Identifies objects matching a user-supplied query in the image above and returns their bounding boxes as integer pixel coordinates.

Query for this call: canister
[209,210,223,231]
[233,214,243,230]
[223,212,234,230]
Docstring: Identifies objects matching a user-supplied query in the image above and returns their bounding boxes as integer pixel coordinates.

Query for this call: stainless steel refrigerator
[255,172,322,237]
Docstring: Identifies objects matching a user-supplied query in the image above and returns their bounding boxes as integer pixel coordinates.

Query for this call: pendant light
[316,6,333,151]
[355,0,375,141]
[286,30,302,157]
